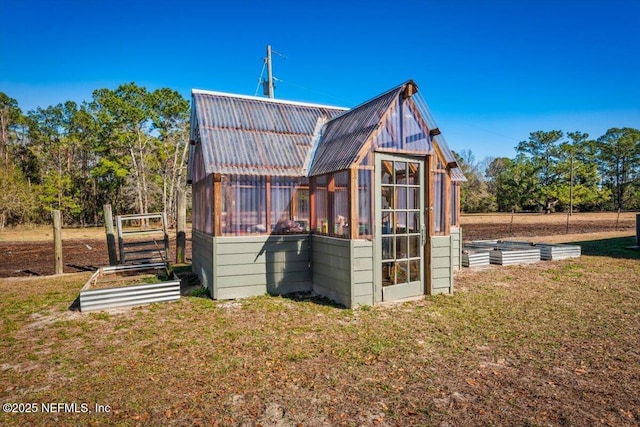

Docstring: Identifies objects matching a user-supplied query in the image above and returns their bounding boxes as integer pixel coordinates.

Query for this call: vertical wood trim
[424,155,432,295]
[310,177,317,232]
[427,155,435,237]
[444,173,452,236]
[266,176,272,232]
[291,181,298,220]
[103,204,117,266]
[213,174,221,237]
[350,167,358,239]
[373,154,382,303]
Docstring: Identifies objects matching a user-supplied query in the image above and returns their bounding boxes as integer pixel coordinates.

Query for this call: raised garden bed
[464,241,541,265]
[497,241,581,260]
[462,249,491,268]
[79,263,180,312]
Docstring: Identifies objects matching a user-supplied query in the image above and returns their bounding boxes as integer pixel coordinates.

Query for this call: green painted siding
[430,235,453,294]
[352,239,374,307]
[311,236,374,308]
[192,230,215,297]
[451,227,462,271]
[213,235,312,299]
[312,236,351,307]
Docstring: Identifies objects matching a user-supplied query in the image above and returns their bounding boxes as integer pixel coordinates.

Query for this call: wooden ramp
[116,213,169,264]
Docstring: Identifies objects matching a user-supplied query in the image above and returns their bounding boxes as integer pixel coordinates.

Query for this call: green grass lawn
[1,237,639,426]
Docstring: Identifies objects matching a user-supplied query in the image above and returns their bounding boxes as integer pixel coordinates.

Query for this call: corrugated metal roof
[192,90,347,176]
[307,84,404,176]
[190,84,465,182]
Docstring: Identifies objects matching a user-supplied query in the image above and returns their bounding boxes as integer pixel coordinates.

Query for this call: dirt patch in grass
[1,234,639,426]
[0,232,192,278]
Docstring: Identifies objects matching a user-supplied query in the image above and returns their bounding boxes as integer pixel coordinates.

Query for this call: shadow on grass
[68,295,81,311]
[281,291,347,309]
[570,236,640,260]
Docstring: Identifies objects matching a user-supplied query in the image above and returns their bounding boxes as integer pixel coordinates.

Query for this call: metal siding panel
[193,91,346,176]
[309,87,402,176]
[80,281,180,312]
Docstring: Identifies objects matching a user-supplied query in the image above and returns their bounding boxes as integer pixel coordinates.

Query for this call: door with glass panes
[375,154,425,302]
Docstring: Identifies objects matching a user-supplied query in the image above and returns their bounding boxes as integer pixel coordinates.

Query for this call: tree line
[455,128,640,214]
[0,83,190,229]
[1,83,639,229]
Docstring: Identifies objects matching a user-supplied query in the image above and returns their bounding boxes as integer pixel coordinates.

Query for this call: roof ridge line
[191,89,348,111]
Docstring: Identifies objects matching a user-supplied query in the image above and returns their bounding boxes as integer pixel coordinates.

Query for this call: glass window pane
[395,212,407,234]
[409,235,420,258]
[396,261,409,284]
[358,169,372,236]
[224,175,267,236]
[409,259,420,282]
[315,175,328,234]
[382,237,393,260]
[333,171,350,238]
[434,172,445,233]
[381,161,393,184]
[397,186,407,209]
[395,161,407,185]
[395,236,407,259]
[382,211,393,235]
[451,182,458,226]
[296,187,310,232]
[407,212,420,233]
[408,187,419,210]
[382,186,394,209]
[408,162,420,185]
[382,262,394,287]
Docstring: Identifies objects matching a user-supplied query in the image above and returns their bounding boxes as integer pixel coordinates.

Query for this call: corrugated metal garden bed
[496,241,581,260]
[464,241,541,266]
[462,249,491,268]
[80,263,180,312]
[462,240,582,267]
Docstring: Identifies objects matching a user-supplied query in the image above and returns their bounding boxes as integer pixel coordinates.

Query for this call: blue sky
[1,0,638,162]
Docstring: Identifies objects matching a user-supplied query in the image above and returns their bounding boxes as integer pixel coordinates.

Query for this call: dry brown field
[0,213,639,425]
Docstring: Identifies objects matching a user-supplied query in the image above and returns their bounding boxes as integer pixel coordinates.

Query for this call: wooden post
[310,177,317,233]
[162,211,169,263]
[115,215,124,264]
[176,188,187,264]
[509,209,515,235]
[213,174,222,236]
[52,210,63,275]
[103,204,117,265]
[636,214,640,246]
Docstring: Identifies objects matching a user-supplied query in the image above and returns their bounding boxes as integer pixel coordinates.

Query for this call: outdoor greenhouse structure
[187,80,465,307]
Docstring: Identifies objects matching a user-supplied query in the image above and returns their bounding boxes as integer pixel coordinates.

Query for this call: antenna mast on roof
[262,45,275,98]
